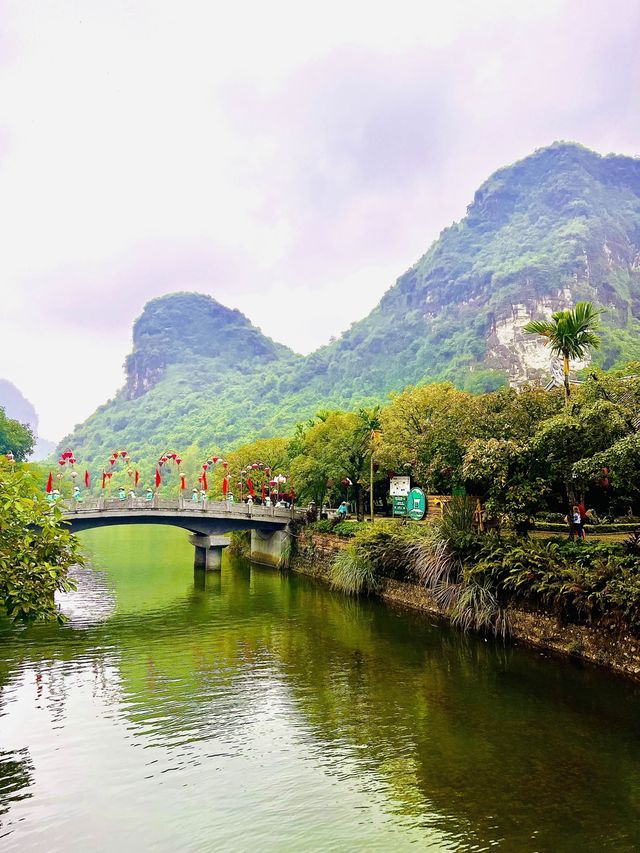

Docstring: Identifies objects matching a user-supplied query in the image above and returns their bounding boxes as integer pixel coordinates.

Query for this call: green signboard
[407,487,426,520]
[392,496,408,517]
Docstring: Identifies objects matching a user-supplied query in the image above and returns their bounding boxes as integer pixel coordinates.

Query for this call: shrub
[332,521,359,538]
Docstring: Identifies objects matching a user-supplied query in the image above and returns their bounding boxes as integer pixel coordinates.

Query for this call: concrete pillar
[250,528,288,567]
[189,533,230,571]
[194,568,222,592]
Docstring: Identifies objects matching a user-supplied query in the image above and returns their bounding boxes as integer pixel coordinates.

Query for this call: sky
[1,0,639,440]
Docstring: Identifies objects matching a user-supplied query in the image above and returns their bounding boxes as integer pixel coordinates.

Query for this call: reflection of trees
[1,545,640,850]
[0,748,34,819]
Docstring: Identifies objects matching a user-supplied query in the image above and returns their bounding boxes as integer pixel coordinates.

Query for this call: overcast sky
[1,0,639,439]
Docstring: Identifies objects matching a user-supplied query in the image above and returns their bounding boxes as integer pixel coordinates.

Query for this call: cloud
[0,0,639,438]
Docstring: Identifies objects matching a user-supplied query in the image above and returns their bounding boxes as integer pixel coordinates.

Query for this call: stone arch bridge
[62,497,295,570]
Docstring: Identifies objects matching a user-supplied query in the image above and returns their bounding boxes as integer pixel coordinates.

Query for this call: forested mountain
[61,142,640,474]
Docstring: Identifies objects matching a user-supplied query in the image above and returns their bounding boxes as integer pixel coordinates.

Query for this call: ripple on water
[0,527,640,852]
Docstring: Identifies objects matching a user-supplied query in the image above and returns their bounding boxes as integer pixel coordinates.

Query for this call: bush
[534,521,640,533]
[534,512,567,523]
[306,519,358,537]
[332,521,358,537]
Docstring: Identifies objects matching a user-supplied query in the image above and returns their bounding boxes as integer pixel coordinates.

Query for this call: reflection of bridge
[62,498,294,570]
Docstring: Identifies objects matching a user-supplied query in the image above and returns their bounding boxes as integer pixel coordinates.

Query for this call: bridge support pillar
[250,528,289,567]
[189,534,230,571]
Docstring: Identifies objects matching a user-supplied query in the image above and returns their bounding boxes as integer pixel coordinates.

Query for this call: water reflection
[0,526,639,851]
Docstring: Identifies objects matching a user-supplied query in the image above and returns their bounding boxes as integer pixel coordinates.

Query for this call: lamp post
[370,429,382,523]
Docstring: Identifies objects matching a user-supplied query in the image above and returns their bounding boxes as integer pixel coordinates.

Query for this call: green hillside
[308,142,640,396]
[61,142,640,478]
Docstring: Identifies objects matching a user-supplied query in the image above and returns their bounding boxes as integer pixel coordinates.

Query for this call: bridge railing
[62,496,294,520]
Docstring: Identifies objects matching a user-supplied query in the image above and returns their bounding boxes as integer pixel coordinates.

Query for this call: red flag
[46,472,53,493]
[261,483,266,502]
[180,475,186,491]
[102,471,107,489]
[202,471,208,491]
[155,468,161,488]
[135,470,139,487]
[247,477,254,496]
[84,470,89,488]
[222,476,228,495]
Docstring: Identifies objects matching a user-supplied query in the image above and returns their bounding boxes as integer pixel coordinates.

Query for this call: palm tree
[523,302,604,404]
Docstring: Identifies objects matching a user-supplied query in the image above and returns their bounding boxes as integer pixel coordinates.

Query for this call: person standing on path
[572,505,585,540]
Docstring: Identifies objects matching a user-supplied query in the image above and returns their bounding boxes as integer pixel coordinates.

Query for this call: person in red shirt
[577,498,588,538]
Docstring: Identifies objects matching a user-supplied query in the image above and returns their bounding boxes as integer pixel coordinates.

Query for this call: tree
[289,411,371,517]
[463,438,547,533]
[523,302,604,403]
[531,400,627,536]
[378,384,476,494]
[0,461,79,622]
[357,406,382,522]
[0,408,34,461]
[222,437,292,500]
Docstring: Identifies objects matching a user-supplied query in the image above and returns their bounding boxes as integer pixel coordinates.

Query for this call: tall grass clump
[228,530,250,556]
[408,498,510,638]
[330,546,379,595]
[278,533,294,570]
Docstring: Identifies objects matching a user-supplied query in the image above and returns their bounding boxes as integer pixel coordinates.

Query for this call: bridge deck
[61,497,297,535]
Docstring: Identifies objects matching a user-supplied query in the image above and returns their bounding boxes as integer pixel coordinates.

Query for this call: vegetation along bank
[285,511,640,680]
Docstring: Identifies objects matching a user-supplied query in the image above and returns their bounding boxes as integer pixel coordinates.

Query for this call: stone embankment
[291,532,640,680]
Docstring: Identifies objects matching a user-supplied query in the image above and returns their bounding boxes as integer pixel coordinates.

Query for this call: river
[1,526,639,851]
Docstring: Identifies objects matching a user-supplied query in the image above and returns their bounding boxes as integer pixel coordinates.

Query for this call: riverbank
[290,531,640,680]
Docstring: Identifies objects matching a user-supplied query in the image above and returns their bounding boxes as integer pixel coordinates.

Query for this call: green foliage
[0,408,34,461]
[0,462,79,622]
[307,519,357,537]
[523,301,604,363]
[533,522,640,534]
[227,531,250,556]
[330,548,379,595]
[332,521,358,538]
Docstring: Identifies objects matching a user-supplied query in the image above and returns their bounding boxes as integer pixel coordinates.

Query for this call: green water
[1,527,640,851]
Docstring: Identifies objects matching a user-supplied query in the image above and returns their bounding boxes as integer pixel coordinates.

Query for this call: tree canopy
[0,461,79,622]
[0,407,34,461]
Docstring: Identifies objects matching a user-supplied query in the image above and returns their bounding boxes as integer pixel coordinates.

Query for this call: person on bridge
[200,489,207,505]
[191,488,199,502]
[118,487,126,501]
[145,487,153,502]
[128,489,136,499]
